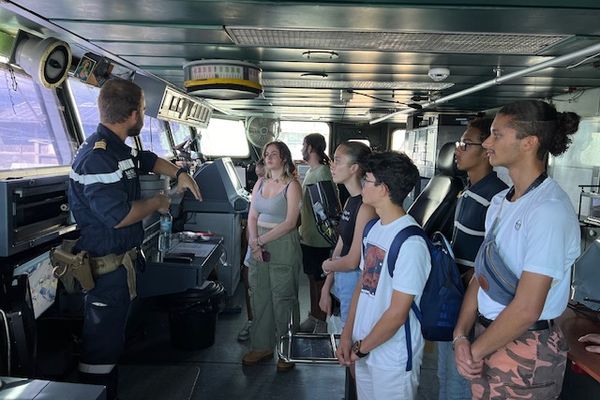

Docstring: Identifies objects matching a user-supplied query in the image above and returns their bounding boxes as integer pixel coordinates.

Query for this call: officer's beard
[127,115,144,137]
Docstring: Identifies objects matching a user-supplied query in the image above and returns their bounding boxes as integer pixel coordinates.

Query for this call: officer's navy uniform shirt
[69,124,158,257]
[451,171,507,273]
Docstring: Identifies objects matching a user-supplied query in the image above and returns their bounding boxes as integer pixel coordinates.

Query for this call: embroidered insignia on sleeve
[94,139,107,150]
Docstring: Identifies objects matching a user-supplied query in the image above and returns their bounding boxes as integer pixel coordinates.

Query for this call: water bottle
[158,211,173,253]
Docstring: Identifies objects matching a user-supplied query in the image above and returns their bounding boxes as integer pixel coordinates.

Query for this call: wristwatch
[175,167,189,182]
[352,340,369,358]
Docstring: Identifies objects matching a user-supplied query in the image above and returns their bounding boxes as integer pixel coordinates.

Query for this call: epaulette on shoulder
[93,139,107,151]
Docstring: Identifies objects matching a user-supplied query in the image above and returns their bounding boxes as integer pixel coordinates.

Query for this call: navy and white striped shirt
[69,124,158,257]
[451,171,508,273]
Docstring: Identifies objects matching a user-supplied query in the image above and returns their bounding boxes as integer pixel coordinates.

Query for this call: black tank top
[338,195,363,257]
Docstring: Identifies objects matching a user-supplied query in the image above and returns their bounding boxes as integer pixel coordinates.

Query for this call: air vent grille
[226,27,569,55]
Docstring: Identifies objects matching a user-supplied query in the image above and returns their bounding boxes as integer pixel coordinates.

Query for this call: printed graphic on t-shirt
[361,243,385,296]
[341,209,351,222]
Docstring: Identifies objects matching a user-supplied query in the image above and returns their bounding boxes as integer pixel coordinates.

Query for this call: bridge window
[0,64,74,171]
[550,116,600,213]
[71,77,173,157]
[69,78,135,147]
[199,118,249,157]
[139,117,174,158]
[69,78,101,137]
[348,138,371,147]
[391,129,406,151]
[170,122,192,146]
[279,121,330,160]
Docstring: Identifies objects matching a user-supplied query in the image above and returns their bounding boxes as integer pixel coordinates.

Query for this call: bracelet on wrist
[352,340,369,358]
[452,335,469,350]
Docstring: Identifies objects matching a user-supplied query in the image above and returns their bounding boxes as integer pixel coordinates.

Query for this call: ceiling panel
[2,0,600,122]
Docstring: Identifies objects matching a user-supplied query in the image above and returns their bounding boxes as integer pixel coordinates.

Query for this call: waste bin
[168,281,226,350]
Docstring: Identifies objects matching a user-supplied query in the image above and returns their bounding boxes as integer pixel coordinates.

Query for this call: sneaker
[277,358,295,372]
[298,315,318,332]
[242,350,273,366]
[313,319,328,334]
[237,320,252,342]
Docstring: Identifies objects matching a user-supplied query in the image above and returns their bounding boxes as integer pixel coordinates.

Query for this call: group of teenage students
[239,99,584,400]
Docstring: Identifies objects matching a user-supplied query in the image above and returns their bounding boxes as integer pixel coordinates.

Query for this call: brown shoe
[242,350,273,366]
[276,358,295,372]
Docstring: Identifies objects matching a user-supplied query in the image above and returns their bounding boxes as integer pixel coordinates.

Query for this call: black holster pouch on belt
[50,239,95,293]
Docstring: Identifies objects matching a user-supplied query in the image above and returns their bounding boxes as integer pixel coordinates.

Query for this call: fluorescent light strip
[262,79,454,90]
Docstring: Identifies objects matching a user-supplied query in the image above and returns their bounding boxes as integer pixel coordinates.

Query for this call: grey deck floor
[118,273,439,400]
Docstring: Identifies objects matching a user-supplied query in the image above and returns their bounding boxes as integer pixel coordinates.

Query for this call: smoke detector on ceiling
[428,67,450,82]
[339,89,353,103]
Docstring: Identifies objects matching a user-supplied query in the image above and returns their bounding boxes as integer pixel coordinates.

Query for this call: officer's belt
[89,248,138,300]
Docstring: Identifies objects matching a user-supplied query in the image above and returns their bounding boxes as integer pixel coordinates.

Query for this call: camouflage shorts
[471,322,568,400]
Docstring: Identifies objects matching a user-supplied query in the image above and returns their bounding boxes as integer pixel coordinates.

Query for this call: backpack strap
[386,224,428,372]
[361,217,380,257]
[361,218,429,372]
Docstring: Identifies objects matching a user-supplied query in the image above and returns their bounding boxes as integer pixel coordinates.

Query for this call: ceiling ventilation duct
[183,59,262,100]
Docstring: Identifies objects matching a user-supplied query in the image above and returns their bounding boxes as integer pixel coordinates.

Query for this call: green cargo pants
[248,227,302,352]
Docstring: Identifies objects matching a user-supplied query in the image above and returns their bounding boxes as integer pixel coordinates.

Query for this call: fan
[246,117,279,148]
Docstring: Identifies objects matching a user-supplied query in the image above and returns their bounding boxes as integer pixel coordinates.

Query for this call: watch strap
[175,167,188,181]
[353,340,369,358]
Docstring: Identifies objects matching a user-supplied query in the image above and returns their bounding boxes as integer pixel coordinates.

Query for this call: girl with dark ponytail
[298,133,338,333]
[453,100,582,399]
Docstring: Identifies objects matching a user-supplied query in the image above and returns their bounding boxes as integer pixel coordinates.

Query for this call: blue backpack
[362,218,465,371]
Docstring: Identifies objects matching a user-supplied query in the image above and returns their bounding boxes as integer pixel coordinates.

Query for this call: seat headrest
[437,142,458,176]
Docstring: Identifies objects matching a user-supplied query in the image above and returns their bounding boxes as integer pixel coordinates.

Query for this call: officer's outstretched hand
[156,193,171,214]
[177,173,203,201]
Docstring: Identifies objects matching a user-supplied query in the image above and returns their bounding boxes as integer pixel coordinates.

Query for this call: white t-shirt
[478,178,581,320]
[353,214,431,369]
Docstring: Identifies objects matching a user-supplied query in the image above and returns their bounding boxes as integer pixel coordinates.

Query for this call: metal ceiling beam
[369,41,600,124]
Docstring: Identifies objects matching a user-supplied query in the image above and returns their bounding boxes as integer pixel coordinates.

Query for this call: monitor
[234,165,247,189]
[572,238,600,311]
[222,157,244,192]
[186,157,249,212]
[13,251,57,319]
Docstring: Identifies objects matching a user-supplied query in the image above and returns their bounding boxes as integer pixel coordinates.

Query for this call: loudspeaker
[9,30,71,89]
[406,114,424,130]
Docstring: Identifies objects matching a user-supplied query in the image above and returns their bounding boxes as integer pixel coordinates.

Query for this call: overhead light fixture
[300,72,328,79]
[262,79,454,90]
[302,50,339,60]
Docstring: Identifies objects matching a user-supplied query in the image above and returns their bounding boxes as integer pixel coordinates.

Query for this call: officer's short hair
[98,79,143,124]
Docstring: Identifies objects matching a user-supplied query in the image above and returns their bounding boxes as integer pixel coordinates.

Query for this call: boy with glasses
[437,118,507,400]
[337,151,431,400]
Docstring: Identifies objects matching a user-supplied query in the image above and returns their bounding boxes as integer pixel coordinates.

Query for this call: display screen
[222,158,243,191]
[591,196,600,218]
[13,251,57,319]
